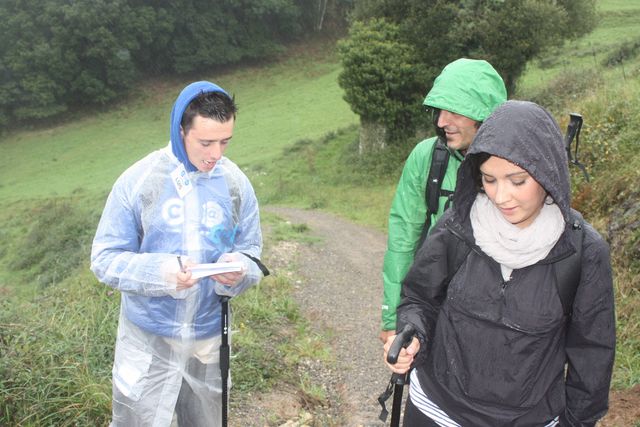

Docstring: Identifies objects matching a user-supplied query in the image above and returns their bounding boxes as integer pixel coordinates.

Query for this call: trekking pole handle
[564,113,583,155]
[387,324,416,364]
[564,112,590,181]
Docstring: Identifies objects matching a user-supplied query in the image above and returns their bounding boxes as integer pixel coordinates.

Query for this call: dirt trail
[252,206,638,427]
[267,206,389,426]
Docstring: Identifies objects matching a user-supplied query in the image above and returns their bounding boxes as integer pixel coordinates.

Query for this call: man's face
[437,110,479,152]
[181,115,234,173]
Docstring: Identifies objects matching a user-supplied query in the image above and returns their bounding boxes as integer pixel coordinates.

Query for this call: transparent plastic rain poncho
[91,84,264,427]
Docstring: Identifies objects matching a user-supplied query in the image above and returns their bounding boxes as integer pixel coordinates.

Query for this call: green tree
[338,19,427,148]
[0,0,351,128]
[48,0,143,103]
[0,0,149,124]
[470,0,567,93]
[0,4,68,123]
[130,0,304,74]
[557,0,598,39]
[338,0,598,150]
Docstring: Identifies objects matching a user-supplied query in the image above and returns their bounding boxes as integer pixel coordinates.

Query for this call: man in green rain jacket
[380,58,507,342]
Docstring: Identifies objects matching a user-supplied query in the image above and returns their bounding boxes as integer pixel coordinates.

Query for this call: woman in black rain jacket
[384,100,615,427]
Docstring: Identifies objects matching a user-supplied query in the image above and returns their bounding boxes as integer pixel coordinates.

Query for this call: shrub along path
[237,207,639,426]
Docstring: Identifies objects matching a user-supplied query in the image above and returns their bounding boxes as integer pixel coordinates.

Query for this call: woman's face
[480,155,547,228]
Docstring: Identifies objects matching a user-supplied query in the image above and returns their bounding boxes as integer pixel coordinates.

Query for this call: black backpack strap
[427,140,452,218]
[418,139,451,248]
[554,212,584,316]
[241,252,270,277]
[444,217,472,281]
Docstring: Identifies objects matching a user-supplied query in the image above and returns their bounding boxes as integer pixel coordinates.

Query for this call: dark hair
[470,152,492,192]
[181,91,237,134]
[470,152,554,202]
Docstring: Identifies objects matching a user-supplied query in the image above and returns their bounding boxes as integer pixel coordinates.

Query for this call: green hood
[423,58,507,122]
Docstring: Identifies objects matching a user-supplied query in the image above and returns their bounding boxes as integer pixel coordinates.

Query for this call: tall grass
[0,269,115,426]
[255,126,403,230]
[0,208,330,425]
[518,0,640,93]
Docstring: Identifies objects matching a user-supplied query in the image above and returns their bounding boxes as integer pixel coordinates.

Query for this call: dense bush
[338,0,598,151]
[603,37,640,67]
[0,0,147,125]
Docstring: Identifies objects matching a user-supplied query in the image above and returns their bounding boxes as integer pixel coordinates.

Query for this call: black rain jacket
[398,101,615,426]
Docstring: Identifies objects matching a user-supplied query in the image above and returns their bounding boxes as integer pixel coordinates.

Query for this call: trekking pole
[220,296,231,427]
[377,324,416,426]
[564,112,590,182]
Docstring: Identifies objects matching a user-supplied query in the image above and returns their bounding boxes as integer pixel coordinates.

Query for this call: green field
[0,49,357,203]
[518,0,640,93]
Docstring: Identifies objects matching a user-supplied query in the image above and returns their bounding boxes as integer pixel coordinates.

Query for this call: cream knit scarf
[470,193,565,281]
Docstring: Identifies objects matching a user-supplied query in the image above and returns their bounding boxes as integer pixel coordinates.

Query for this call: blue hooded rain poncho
[91,81,265,426]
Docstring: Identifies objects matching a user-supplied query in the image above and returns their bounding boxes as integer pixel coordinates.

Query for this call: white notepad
[189,262,243,279]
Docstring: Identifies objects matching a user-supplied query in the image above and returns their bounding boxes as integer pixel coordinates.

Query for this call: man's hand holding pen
[176,255,198,290]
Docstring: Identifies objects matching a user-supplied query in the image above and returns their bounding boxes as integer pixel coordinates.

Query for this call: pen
[177,255,185,273]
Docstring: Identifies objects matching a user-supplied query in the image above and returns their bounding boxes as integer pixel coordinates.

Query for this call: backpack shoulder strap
[444,217,472,281]
[426,139,452,218]
[554,211,584,316]
[418,139,452,248]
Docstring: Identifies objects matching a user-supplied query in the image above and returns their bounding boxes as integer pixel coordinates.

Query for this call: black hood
[454,100,571,222]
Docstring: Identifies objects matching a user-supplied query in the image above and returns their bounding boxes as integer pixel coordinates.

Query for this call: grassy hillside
[0,39,359,425]
[518,0,640,93]
[1,0,639,424]
[0,44,357,203]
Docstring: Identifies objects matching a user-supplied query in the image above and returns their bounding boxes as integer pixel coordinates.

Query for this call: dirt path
[266,206,390,426]
[250,206,638,427]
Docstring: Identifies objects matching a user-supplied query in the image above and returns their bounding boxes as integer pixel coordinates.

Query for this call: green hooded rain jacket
[381,58,507,331]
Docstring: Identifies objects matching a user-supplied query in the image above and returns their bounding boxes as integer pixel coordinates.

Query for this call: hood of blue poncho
[170,81,230,172]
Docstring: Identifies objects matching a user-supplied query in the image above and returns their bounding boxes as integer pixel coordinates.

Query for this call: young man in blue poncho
[91,81,267,426]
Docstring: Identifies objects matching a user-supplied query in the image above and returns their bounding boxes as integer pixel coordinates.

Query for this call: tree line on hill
[337,0,598,152]
[0,0,349,128]
[0,0,597,140]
